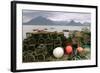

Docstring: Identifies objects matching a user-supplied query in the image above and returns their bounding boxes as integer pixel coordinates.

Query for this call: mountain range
[23,16,90,26]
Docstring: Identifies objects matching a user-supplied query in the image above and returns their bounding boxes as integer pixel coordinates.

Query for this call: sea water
[23,25,90,39]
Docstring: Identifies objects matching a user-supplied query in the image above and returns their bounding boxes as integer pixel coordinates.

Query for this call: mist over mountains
[23,16,90,26]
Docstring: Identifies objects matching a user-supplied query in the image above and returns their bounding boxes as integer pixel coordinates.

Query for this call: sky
[22,10,91,23]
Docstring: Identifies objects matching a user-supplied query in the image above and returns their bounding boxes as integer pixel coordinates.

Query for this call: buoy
[65,46,73,54]
[77,47,83,53]
[53,47,64,58]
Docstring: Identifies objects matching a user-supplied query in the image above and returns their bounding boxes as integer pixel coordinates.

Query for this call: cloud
[22,10,91,23]
[48,12,91,23]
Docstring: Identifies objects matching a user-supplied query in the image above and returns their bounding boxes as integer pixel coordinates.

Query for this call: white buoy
[53,47,64,58]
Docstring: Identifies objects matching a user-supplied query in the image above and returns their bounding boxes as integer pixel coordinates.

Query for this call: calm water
[23,25,90,39]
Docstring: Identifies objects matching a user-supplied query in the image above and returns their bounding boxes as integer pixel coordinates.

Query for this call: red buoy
[65,46,73,54]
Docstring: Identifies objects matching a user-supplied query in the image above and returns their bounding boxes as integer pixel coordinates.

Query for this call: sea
[23,25,90,39]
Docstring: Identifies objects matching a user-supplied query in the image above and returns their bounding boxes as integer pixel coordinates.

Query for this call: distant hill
[23,16,55,25]
[67,20,83,26]
[54,21,68,25]
[23,16,90,26]
[83,22,90,26]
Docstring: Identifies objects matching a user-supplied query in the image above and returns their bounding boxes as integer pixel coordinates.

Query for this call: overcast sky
[22,10,91,23]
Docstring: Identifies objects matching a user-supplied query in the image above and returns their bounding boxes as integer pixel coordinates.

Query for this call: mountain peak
[68,20,82,26]
[70,20,76,23]
[34,16,47,19]
[24,16,54,25]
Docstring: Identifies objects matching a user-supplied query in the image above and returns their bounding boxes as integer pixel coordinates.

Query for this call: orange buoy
[77,47,84,53]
